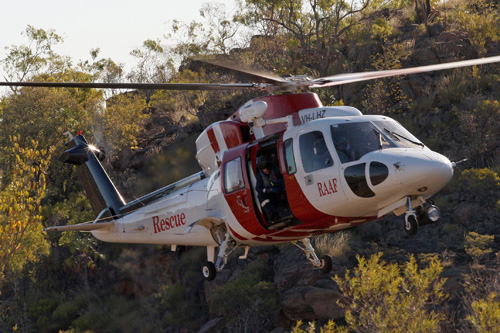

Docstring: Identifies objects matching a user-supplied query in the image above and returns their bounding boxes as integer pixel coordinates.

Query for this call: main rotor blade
[310,55,500,88]
[196,57,288,85]
[0,81,258,90]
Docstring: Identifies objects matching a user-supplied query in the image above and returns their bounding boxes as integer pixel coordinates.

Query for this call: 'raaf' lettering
[317,178,338,197]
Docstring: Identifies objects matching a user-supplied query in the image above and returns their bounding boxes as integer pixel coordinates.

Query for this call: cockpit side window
[224,157,245,193]
[299,131,333,173]
[284,138,297,175]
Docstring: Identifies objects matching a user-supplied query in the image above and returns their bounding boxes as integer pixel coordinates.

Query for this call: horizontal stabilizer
[44,221,115,232]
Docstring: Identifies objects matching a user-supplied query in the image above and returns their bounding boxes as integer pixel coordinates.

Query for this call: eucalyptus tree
[240,0,374,76]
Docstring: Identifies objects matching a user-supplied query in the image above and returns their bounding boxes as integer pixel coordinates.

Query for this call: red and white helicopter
[3,55,500,280]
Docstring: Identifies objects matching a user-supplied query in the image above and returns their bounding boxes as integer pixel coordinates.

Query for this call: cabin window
[284,138,297,174]
[224,157,244,193]
[299,131,333,173]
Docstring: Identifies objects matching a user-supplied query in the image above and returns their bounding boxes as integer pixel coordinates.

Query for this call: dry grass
[314,231,352,263]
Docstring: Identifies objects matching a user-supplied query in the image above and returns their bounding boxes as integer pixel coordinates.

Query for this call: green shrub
[291,320,349,333]
[464,231,494,262]
[334,253,447,332]
[459,168,500,205]
[467,293,500,332]
[208,261,279,332]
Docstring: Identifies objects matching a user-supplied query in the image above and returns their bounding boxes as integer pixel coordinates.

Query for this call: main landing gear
[294,238,333,274]
[202,232,333,281]
[404,197,442,236]
[202,230,247,281]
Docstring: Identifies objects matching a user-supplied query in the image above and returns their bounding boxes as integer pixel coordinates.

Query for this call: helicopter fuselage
[89,111,453,249]
[49,92,454,280]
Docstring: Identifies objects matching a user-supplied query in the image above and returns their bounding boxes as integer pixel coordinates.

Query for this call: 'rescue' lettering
[300,109,326,124]
[152,213,186,233]
[317,178,338,197]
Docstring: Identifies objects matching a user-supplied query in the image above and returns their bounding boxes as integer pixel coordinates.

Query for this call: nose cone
[399,151,453,195]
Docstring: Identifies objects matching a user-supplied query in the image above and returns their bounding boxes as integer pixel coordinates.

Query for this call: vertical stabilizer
[59,134,125,219]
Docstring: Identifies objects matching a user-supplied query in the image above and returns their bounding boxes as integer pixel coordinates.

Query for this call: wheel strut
[294,238,333,274]
[202,230,239,281]
[404,197,419,235]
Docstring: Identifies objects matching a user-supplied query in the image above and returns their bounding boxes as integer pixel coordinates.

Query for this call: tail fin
[60,133,125,219]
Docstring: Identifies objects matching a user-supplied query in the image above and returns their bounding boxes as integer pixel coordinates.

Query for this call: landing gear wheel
[202,262,216,281]
[320,255,333,274]
[404,214,419,236]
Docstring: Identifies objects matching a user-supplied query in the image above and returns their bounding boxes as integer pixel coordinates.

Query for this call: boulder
[280,286,344,321]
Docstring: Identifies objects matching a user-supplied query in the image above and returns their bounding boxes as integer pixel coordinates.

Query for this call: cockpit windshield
[373,120,424,149]
[330,120,424,163]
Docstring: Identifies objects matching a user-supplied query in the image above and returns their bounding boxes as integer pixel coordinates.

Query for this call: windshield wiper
[373,128,384,149]
[384,128,424,147]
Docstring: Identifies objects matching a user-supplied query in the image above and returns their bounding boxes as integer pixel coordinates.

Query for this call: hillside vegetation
[1,0,500,331]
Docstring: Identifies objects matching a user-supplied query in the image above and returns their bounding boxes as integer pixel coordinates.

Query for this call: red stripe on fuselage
[284,173,335,224]
[206,127,220,154]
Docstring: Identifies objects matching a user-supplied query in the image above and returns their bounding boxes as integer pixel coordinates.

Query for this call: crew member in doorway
[255,155,285,222]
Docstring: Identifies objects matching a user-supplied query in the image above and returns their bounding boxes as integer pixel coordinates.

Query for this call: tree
[1,26,69,91]
[128,39,175,103]
[241,0,373,76]
[100,93,149,162]
[200,2,244,55]
[79,48,125,99]
[0,137,53,283]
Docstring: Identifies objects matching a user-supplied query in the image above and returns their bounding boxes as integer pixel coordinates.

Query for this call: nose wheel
[404,212,419,235]
[404,197,442,235]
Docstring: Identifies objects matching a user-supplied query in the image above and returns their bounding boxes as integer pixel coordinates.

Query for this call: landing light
[427,205,441,222]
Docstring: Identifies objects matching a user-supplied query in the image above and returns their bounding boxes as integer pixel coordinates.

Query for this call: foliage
[0,84,101,153]
[0,137,53,283]
[462,265,500,331]
[1,1,500,331]
[467,293,500,332]
[291,320,349,333]
[464,231,494,262]
[100,93,149,161]
[334,253,447,332]
[240,0,373,76]
[458,168,500,205]
[455,0,500,57]
[362,39,412,113]
[208,260,279,332]
[200,2,245,55]
[1,25,68,87]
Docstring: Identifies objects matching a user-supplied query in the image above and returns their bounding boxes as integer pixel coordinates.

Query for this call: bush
[458,168,500,206]
[334,253,447,332]
[467,293,500,332]
[208,261,279,332]
[464,231,494,263]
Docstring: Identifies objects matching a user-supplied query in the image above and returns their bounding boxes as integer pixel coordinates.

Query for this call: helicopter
[2,55,500,281]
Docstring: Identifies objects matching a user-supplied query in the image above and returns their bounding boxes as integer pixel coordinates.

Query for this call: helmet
[335,135,350,150]
[256,155,270,169]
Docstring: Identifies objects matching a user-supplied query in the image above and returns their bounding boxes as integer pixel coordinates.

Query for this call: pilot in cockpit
[333,135,354,163]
